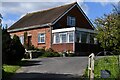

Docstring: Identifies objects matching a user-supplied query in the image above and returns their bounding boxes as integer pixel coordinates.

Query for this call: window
[53,33,60,43]
[19,36,24,44]
[60,33,67,43]
[81,32,87,43]
[68,32,74,43]
[38,33,45,43]
[90,34,94,44]
[67,16,76,26]
[53,32,74,44]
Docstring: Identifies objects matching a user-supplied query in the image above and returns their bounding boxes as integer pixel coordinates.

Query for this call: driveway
[11,57,88,80]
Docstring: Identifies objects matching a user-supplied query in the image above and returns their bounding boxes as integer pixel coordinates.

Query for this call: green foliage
[2,64,20,78]
[11,35,25,62]
[40,48,60,57]
[84,56,119,79]
[94,3,120,54]
[42,52,60,57]
[2,28,25,64]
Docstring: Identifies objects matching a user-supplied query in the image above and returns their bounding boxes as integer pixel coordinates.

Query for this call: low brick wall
[52,43,73,52]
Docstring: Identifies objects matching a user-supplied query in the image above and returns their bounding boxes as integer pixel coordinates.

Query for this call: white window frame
[38,33,45,43]
[19,35,24,44]
[60,33,67,43]
[68,32,74,43]
[53,32,74,44]
[67,16,76,26]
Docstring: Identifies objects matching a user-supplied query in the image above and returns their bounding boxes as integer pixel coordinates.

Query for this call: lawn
[2,64,20,78]
[84,56,120,80]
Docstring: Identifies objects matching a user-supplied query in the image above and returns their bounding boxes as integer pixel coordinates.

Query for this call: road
[10,57,88,80]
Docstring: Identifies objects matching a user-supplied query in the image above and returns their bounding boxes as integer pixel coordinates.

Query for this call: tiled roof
[8,2,77,30]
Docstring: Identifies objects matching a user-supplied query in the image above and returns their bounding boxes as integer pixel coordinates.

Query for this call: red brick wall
[52,43,73,52]
[9,27,51,49]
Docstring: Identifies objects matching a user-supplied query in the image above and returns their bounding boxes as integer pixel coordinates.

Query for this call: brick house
[8,2,99,55]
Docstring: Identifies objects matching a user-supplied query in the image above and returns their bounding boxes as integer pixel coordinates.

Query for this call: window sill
[38,42,45,44]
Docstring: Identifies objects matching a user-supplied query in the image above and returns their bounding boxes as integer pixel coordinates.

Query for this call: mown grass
[84,56,119,80]
[2,64,20,78]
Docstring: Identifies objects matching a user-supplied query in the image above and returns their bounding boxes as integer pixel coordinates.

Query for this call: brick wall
[9,27,51,49]
[52,43,73,52]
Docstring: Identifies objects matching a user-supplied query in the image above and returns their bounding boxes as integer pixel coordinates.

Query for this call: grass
[2,64,20,78]
[84,56,119,79]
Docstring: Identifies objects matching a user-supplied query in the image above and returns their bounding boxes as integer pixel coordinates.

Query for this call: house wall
[10,27,51,49]
[53,5,93,30]
[52,43,73,52]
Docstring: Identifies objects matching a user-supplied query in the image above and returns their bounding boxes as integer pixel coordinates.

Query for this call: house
[8,2,99,55]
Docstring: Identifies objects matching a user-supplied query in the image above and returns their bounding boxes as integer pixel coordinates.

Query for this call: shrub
[2,29,25,64]
[42,51,60,57]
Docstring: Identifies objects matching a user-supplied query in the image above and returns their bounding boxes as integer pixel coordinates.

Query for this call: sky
[0,0,119,28]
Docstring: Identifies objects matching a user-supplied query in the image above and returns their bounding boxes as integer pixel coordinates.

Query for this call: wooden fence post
[88,53,94,80]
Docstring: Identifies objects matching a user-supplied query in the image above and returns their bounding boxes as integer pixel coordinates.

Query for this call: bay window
[53,32,74,44]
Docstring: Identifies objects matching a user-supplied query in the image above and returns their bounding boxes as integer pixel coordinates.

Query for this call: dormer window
[67,16,76,26]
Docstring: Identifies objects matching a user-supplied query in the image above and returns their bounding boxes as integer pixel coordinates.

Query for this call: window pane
[41,37,45,43]
[61,33,67,43]
[56,34,60,43]
[19,36,24,44]
[81,32,87,43]
[76,32,80,43]
[40,33,44,37]
[38,33,45,43]
[38,34,40,43]
[90,34,94,44]
[67,16,76,26]
[69,32,73,42]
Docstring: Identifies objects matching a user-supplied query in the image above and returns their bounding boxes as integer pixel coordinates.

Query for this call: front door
[28,36,32,47]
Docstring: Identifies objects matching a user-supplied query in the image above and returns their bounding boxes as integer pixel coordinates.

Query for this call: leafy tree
[94,2,120,54]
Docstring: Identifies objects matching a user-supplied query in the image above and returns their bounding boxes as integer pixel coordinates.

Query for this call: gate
[88,52,120,80]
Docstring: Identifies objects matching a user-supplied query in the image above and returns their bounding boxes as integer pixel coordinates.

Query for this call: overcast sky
[0,0,119,27]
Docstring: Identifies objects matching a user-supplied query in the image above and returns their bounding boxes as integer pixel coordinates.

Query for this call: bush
[42,52,60,57]
[2,29,25,64]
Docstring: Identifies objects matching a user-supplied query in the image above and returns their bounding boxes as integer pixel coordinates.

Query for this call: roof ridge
[26,2,77,16]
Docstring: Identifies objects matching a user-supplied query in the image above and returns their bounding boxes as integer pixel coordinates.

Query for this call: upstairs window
[67,16,76,26]
[38,33,45,43]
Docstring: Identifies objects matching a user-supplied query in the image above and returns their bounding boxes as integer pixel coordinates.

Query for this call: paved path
[11,57,88,80]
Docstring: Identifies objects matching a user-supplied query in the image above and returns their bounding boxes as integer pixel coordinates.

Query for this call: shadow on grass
[2,72,85,80]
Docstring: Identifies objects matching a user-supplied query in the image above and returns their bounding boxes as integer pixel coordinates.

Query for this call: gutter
[8,23,52,33]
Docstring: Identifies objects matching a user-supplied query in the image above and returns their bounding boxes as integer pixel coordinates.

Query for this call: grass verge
[84,56,119,80]
[2,64,20,78]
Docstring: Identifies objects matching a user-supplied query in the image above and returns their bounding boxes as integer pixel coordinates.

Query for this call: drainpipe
[48,23,52,48]
[73,28,76,54]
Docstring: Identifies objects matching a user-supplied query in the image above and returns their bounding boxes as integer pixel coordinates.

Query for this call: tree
[2,27,25,64]
[94,2,120,54]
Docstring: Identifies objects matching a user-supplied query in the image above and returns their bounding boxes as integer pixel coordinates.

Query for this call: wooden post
[88,53,94,80]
